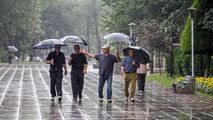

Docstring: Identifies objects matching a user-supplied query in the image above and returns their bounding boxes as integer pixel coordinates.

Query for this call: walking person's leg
[130,73,137,102]
[50,70,56,101]
[71,72,78,101]
[56,70,63,101]
[98,75,106,101]
[141,74,146,92]
[78,72,84,100]
[124,74,131,100]
[106,74,113,103]
[137,74,142,92]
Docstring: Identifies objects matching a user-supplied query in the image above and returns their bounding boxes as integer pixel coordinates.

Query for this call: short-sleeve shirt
[95,54,118,75]
[46,51,65,70]
[70,53,88,72]
[121,56,139,73]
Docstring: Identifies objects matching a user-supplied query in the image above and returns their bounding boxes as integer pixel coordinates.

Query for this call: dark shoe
[58,96,62,102]
[51,97,54,101]
[73,98,77,102]
[99,98,103,102]
[107,99,112,103]
[79,93,82,100]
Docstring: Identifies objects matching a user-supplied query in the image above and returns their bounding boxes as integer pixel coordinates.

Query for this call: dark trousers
[50,69,63,97]
[71,71,84,99]
[138,74,146,91]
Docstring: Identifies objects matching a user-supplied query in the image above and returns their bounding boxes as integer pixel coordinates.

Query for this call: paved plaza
[0,64,213,120]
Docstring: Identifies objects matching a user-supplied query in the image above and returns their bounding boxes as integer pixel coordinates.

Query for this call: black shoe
[51,97,54,101]
[79,93,82,100]
[58,96,62,102]
[99,98,103,102]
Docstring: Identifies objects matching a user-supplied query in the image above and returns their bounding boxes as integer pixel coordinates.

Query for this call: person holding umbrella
[46,45,67,102]
[81,44,120,103]
[137,63,150,95]
[68,45,88,102]
[121,49,139,102]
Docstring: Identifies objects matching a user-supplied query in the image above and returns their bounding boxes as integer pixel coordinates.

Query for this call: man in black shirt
[46,45,67,102]
[68,45,88,102]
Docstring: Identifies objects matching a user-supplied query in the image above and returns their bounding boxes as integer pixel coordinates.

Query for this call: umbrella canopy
[7,46,18,52]
[59,36,87,46]
[123,46,151,64]
[103,32,134,44]
[33,39,66,49]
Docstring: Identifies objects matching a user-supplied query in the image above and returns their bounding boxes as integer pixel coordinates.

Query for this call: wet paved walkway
[0,64,213,120]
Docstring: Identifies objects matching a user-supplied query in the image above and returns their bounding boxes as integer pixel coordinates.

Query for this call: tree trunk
[200,54,203,76]
[205,53,211,77]
[158,51,162,75]
[92,0,101,54]
[150,52,154,74]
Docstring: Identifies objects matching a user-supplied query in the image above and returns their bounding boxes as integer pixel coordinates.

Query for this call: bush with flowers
[175,77,213,95]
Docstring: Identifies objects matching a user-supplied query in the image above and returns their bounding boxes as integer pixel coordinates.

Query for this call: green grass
[146,73,174,87]
[147,73,213,98]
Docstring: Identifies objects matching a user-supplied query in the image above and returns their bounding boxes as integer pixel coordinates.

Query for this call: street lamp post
[106,27,110,45]
[188,6,197,77]
[128,22,136,46]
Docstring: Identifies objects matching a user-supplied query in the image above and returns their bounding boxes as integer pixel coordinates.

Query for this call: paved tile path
[0,64,213,120]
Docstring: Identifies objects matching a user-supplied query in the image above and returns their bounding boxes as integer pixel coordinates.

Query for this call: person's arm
[81,49,95,58]
[121,58,126,76]
[115,50,121,62]
[83,54,88,74]
[83,64,88,74]
[68,56,72,66]
[63,64,67,76]
[46,53,54,65]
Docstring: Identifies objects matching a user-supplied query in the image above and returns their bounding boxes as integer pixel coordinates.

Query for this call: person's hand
[83,69,87,74]
[50,59,54,65]
[64,70,67,76]
[132,61,136,65]
[116,50,119,56]
[121,71,124,76]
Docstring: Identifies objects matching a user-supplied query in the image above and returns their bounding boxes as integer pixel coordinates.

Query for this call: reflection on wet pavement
[0,64,212,120]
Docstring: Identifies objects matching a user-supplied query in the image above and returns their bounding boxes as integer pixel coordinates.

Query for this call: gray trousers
[50,69,63,97]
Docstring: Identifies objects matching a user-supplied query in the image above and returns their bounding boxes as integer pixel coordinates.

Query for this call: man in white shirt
[137,63,149,95]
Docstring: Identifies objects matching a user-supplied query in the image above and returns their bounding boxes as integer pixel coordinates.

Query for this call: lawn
[146,73,174,87]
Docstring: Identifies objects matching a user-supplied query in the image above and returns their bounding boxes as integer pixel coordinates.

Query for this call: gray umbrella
[103,32,134,44]
[123,46,151,64]
[33,39,66,49]
[7,46,18,52]
[60,36,87,46]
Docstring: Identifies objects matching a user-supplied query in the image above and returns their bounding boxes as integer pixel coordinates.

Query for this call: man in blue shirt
[82,44,120,103]
[121,49,139,102]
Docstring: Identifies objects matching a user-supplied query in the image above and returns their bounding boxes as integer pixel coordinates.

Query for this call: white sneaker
[107,99,112,103]
[123,97,128,102]
[130,97,135,102]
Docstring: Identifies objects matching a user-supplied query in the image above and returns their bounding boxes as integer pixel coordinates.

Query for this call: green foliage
[180,17,191,53]
[146,73,173,87]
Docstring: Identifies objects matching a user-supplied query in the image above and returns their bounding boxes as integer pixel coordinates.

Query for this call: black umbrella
[7,46,18,52]
[33,39,66,49]
[59,36,87,46]
[123,46,151,64]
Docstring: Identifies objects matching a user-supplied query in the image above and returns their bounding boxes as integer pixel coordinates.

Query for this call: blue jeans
[98,73,113,99]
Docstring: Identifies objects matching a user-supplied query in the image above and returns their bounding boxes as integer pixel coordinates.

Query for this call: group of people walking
[46,44,149,103]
